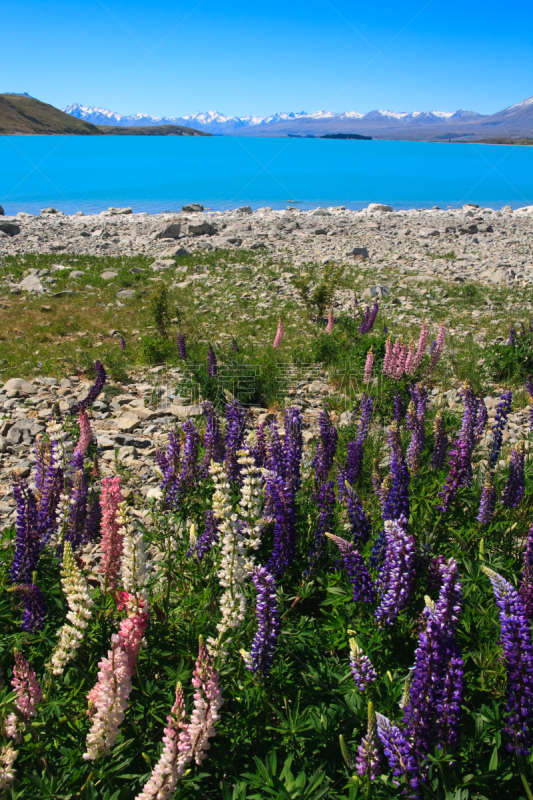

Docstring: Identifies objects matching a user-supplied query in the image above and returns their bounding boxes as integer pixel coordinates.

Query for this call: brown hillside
[0,94,102,135]
[96,123,211,136]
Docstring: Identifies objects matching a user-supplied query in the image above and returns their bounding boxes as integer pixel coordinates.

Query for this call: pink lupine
[135,683,191,800]
[187,638,224,765]
[99,476,124,593]
[394,341,408,380]
[5,651,42,742]
[84,634,132,760]
[405,339,416,375]
[118,605,150,677]
[413,318,429,371]
[273,317,284,349]
[364,346,374,383]
[382,336,393,376]
[75,410,93,457]
[326,309,334,333]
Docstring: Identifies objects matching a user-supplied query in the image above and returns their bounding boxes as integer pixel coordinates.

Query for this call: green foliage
[149,285,172,338]
[140,335,177,365]
[292,263,345,319]
[488,331,533,383]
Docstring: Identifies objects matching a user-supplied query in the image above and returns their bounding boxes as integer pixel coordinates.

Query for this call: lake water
[1,135,532,216]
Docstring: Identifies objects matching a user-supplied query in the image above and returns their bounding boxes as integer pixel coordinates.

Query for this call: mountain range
[64,97,533,139]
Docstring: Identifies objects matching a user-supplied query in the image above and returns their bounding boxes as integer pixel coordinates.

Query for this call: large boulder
[0,220,20,236]
[108,207,132,215]
[19,274,44,293]
[182,203,203,212]
[0,205,4,216]
[3,378,37,396]
[153,220,182,239]
[347,246,369,260]
[367,203,393,212]
[188,221,216,236]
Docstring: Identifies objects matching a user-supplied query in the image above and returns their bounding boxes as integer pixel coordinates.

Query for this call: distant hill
[96,124,210,136]
[0,94,101,135]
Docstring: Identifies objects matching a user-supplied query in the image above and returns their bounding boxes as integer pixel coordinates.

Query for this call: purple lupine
[477,472,496,524]
[508,326,517,345]
[438,383,483,513]
[265,472,296,577]
[488,390,512,468]
[483,567,533,755]
[64,467,89,551]
[283,406,303,495]
[10,583,46,632]
[349,639,377,690]
[344,395,373,487]
[344,483,372,545]
[190,510,219,559]
[308,480,336,568]
[358,306,371,334]
[252,420,268,468]
[224,399,246,482]
[119,336,126,352]
[311,407,338,485]
[402,557,463,765]
[265,420,285,478]
[247,566,280,678]
[84,496,102,543]
[179,420,200,488]
[431,410,448,469]
[374,516,416,627]
[525,376,533,430]
[356,702,381,780]
[157,427,181,492]
[68,360,106,415]
[327,534,375,603]
[359,301,379,334]
[501,443,525,509]
[199,401,224,478]
[207,344,217,377]
[177,331,187,360]
[392,391,403,423]
[381,422,410,523]
[383,324,388,336]
[231,336,239,352]
[520,522,533,619]
[11,483,40,585]
[376,713,417,790]
[429,339,437,356]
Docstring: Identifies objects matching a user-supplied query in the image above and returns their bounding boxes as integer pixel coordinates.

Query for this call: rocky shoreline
[1,201,533,286]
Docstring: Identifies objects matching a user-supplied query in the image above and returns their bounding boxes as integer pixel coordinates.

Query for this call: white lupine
[46,419,72,470]
[117,501,149,607]
[236,449,265,552]
[48,541,94,675]
[0,745,17,793]
[83,635,132,761]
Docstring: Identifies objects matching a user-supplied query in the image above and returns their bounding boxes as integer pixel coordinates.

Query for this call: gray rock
[19,274,44,293]
[10,287,21,295]
[371,285,390,297]
[0,435,7,453]
[167,246,190,258]
[188,221,216,236]
[236,206,253,215]
[6,427,22,445]
[0,205,4,216]
[108,207,132,215]
[0,221,20,236]
[101,270,118,280]
[153,220,181,240]
[182,203,203,212]
[367,203,393,212]
[457,223,478,235]
[51,290,74,297]
[347,247,370,259]
[250,242,267,250]
[116,289,136,299]
[314,228,327,235]
[226,237,242,245]
[339,410,355,426]
[41,207,60,214]
[151,258,176,272]
[129,267,145,274]
[41,377,58,386]
[69,270,85,278]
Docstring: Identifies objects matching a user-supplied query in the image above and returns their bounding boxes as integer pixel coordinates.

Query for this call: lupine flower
[431,410,448,469]
[179,420,200,489]
[392,391,403,422]
[177,331,187,360]
[5,651,42,743]
[343,395,373,487]
[383,324,388,335]
[231,336,239,351]
[383,336,393,375]
[187,638,224,765]
[520,521,533,619]
[406,384,428,476]
[501,443,525,509]
[135,682,190,800]
[10,583,46,632]
[308,480,335,567]
[326,534,375,603]
[252,420,268,468]
[359,300,379,334]
[84,634,132,760]
[358,306,371,334]
[63,465,89,551]
[99,476,124,593]
[199,402,224,477]
[117,605,150,677]
[191,510,219,559]
[11,482,40,585]
[477,472,496,524]
[283,406,303,495]
[118,502,149,606]
[343,482,372,545]
[508,326,517,345]
[246,566,280,678]
[84,497,102,543]
[411,319,429,373]
[326,309,334,333]
[405,340,416,376]
[438,383,483,513]
[425,324,446,376]
[375,713,417,789]
[74,410,93,457]
[489,390,512,468]
[364,346,374,383]
[157,428,181,492]
[356,701,381,780]
[120,336,126,352]
[381,423,410,523]
[0,745,17,794]
[69,360,106,415]
[48,541,94,675]
[273,317,284,349]
[374,516,415,627]
[483,567,533,755]
[349,638,377,690]
[526,376,533,430]
[207,345,217,377]
[265,471,296,577]
[224,400,246,482]
[312,407,338,485]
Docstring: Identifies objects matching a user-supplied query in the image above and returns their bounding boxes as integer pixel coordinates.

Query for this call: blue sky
[4,0,532,117]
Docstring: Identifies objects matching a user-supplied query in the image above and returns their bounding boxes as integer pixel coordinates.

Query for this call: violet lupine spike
[406,384,428,477]
[283,406,303,495]
[520,521,533,619]
[437,643,464,751]
[119,336,126,352]
[343,483,372,545]
[477,472,496,525]
[483,567,533,755]
[231,336,239,352]
[199,402,224,478]
[308,480,335,568]
[501,443,525,509]
[311,407,338,485]
[374,516,415,627]
[508,327,517,345]
[358,306,371,335]
[252,420,268,468]
[489,390,512,468]
[207,345,217,377]
[11,483,40,585]
[247,566,280,678]
[425,324,446,377]
[344,395,373,487]
[526,376,533,430]
[431,410,448,469]
[363,300,379,334]
[158,428,181,490]
[223,399,246,482]
[356,702,381,780]
[375,713,417,790]
[381,422,410,523]
[191,510,219,560]
[177,331,187,361]
[326,534,375,603]
[10,584,46,632]
[68,360,106,415]
[265,472,296,577]
[179,420,200,489]
[84,496,102,543]
[405,400,417,431]
[64,467,89,551]
[392,391,403,422]
[438,383,481,513]
[265,420,285,479]
[348,639,377,690]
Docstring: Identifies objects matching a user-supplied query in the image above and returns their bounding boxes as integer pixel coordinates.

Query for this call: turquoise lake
[1,135,532,215]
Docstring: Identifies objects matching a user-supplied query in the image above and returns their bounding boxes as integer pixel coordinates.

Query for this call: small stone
[182,203,203,212]
[101,271,118,280]
[116,289,135,299]
[40,305,51,312]
[51,290,74,297]
[108,207,132,215]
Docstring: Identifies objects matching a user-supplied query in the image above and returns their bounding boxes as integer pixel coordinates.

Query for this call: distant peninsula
[0,94,208,136]
[321,133,372,140]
